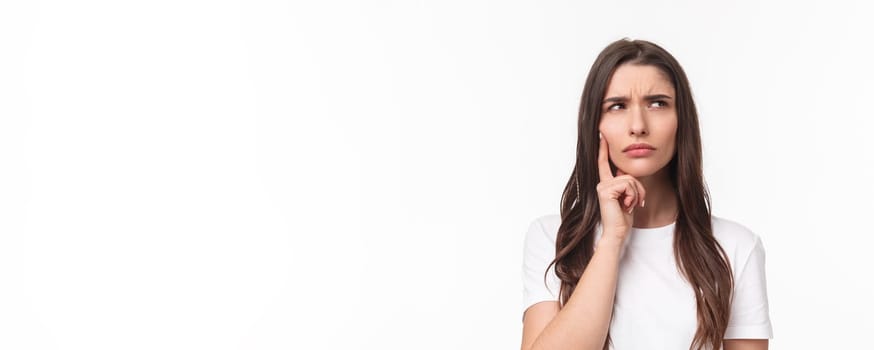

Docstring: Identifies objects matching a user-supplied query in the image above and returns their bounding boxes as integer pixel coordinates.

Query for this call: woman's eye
[651,100,667,108]
[608,103,623,111]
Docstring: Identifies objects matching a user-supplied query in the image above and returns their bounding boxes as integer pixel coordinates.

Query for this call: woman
[520,38,773,350]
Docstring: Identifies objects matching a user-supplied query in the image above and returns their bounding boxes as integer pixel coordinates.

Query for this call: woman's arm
[724,339,768,350]
[520,234,625,350]
[520,135,646,350]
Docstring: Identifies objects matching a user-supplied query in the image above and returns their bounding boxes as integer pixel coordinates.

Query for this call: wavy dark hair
[545,38,734,350]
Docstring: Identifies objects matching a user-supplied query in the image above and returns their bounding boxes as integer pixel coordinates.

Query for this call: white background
[1,0,872,349]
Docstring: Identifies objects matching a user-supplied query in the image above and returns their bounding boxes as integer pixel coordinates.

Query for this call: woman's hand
[596,134,647,242]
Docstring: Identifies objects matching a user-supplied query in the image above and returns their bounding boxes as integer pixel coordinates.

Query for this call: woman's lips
[624,149,654,157]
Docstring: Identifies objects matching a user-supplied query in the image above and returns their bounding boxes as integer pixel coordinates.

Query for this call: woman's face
[598,63,678,178]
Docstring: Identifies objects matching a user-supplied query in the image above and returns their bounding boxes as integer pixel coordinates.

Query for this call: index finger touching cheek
[598,134,614,181]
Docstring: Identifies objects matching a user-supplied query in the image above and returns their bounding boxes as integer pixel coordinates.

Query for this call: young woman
[520,38,773,350]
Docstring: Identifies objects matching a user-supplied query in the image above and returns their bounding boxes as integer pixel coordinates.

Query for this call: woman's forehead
[605,64,674,96]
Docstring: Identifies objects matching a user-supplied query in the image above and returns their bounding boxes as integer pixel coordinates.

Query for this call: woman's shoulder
[711,215,765,256]
[525,214,562,241]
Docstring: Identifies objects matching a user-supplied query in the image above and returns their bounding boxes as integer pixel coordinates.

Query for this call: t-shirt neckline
[631,221,676,232]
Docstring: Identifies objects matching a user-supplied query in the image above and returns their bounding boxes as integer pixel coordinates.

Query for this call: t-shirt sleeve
[724,235,774,339]
[521,217,561,321]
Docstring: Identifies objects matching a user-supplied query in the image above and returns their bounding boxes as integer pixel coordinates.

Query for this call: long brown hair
[546,38,734,350]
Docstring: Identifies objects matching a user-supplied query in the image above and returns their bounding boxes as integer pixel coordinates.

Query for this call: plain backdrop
[1,0,872,349]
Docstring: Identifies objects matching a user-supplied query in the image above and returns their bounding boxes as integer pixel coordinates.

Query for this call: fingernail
[629,207,634,214]
[641,200,645,208]
[599,132,602,140]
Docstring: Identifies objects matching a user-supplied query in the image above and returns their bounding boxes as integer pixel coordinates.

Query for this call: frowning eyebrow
[602,94,673,104]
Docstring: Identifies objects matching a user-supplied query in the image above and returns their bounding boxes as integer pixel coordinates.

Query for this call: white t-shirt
[521,214,773,349]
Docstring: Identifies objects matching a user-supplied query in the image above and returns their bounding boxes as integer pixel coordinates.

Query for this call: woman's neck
[631,167,679,228]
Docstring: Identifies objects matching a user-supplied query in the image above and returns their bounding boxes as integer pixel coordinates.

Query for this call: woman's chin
[616,165,659,178]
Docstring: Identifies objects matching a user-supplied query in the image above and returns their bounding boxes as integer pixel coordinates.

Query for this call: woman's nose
[629,105,648,136]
